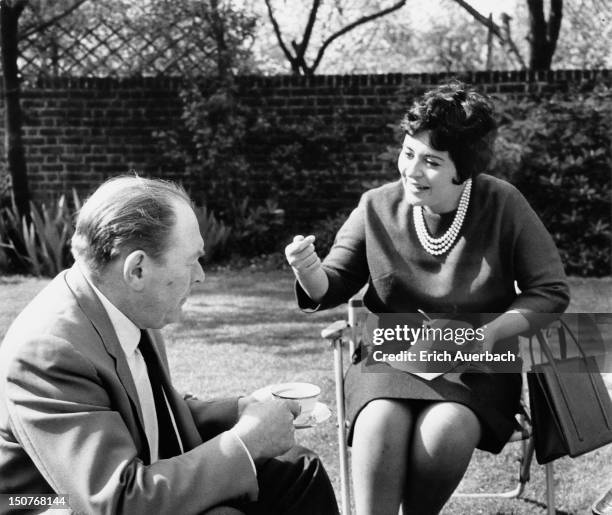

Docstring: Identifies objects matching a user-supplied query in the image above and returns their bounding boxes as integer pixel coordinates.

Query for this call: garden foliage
[155,79,351,261]
[1,81,609,277]
[492,83,611,276]
[153,79,610,275]
[0,190,81,276]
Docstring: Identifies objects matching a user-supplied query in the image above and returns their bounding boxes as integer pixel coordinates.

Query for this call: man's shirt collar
[78,261,141,357]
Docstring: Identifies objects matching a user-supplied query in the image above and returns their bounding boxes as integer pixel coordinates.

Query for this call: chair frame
[321,298,556,515]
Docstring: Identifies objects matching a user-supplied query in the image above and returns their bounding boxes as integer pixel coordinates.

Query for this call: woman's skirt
[344,355,523,454]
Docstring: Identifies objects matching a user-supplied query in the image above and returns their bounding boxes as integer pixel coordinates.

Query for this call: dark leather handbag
[527,321,612,464]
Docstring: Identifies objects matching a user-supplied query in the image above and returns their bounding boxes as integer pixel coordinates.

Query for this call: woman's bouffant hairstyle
[71,175,192,275]
[400,81,497,183]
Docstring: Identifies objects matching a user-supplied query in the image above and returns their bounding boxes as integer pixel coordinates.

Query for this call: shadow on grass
[172,277,346,353]
[518,497,571,514]
[2,271,610,514]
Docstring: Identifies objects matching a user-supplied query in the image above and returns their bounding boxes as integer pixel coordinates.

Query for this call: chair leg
[333,337,351,515]
[545,462,555,515]
[454,438,532,499]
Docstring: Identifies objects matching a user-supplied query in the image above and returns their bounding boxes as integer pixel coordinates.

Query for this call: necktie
[138,330,182,459]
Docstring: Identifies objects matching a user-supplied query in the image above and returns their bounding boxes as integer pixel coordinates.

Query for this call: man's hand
[232,399,300,460]
[285,235,320,274]
[237,394,258,417]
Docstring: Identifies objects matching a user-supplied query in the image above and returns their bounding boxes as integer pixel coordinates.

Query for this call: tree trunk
[1,0,30,219]
[208,0,231,83]
[527,0,563,70]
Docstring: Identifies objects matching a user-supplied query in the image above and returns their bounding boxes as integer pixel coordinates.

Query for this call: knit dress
[296,174,569,453]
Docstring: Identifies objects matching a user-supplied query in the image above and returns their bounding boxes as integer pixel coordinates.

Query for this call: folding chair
[321,297,556,515]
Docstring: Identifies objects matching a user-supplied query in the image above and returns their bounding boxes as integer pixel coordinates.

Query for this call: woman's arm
[287,195,370,311]
[480,311,530,351]
[480,189,570,348]
[506,191,570,322]
[285,235,329,303]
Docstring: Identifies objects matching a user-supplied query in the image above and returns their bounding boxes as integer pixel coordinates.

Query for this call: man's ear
[123,250,147,291]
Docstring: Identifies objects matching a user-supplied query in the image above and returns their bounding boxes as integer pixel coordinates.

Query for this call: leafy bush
[0,190,81,276]
[193,205,232,264]
[493,83,611,276]
[250,112,352,223]
[310,210,352,259]
[154,79,611,276]
[155,81,254,217]
[155,80,352,257]
[0,191,235,273]
[227,197,286,256]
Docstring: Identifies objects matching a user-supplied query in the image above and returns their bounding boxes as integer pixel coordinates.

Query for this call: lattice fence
[17,1,244,78]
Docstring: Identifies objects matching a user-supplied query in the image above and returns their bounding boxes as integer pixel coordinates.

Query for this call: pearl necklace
[413,178,472,256]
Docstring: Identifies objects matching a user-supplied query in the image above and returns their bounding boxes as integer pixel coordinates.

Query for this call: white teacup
[271,382,321,417]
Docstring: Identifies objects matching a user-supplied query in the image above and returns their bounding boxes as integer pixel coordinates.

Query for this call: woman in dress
[285,81,569,515]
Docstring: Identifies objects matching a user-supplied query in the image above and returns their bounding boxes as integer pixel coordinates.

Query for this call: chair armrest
[321,320,349,340]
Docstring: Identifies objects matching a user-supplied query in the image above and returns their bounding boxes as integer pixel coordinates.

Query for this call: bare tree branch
[20,0,89,40]
[299,0,321,57]
[264,0,296,70]
[500,13,527,68]
[547,0,563,57]
[451,0,526,69]
[451,0,503,39]
[485,13,493,69]
[310,0,407,72]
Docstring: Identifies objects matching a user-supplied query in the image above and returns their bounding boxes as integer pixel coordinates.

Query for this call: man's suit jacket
[0,264,258,514]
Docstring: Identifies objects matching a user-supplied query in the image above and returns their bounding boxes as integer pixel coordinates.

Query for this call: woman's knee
[354,398,413,435]
[403,403,481,513]
[412,402,481,472]
[418,402,481,443]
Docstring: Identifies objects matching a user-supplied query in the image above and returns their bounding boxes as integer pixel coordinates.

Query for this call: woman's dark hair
[400,81,497,183]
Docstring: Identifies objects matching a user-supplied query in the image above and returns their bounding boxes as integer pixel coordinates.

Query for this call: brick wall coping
[17,68,611,91]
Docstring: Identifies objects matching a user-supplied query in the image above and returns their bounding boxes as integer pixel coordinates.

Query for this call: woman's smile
[403,180,430,194]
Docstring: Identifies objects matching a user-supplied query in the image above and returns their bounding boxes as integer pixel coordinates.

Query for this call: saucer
[294,402,332,429]
[250,386,331,429]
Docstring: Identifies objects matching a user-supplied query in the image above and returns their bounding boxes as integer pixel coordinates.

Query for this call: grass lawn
[1,270,611,514]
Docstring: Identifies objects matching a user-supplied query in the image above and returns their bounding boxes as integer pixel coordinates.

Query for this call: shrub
[248,112,352,223]
[154,78,611,276]
[193,205,232,264]
[226,197,286,256]
[0,191,235,273]
[0,190,81,277]
[493,83,611,276]
[154,80,353,257]
[310,211,352,259]
[154,81,254,218]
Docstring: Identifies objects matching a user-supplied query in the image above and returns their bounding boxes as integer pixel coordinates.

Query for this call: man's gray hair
[71,175,192,274]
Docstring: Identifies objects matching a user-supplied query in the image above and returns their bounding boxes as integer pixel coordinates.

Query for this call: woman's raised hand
[285,235,329,302]
[285,235,321,274]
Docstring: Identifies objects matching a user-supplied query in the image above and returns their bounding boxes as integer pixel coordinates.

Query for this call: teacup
[271,382,321,417]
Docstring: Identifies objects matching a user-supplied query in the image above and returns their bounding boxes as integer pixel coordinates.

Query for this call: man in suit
[0,176,338,514]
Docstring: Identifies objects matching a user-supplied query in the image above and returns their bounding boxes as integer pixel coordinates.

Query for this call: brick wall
[9,77,186,201]
[1,69,610,219]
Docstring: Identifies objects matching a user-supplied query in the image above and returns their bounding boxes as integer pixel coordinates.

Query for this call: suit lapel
[64,264,148,441]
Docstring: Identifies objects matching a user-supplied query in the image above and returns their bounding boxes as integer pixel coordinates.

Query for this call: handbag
[527,320,612,464]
